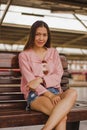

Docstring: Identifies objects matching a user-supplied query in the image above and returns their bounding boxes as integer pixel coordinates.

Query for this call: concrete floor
[0,121,87,130]
[80,121,87,130]
[0,86,87,130]
[74,86,87,130]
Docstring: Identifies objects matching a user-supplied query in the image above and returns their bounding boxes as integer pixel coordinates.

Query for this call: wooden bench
[0,51,87,130]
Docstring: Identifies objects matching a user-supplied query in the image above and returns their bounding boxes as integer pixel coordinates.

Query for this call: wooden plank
[0,93,24,100]
[0,52,19,68]
[67,107,87,122]
[0,77,68,84]
[0,68,20,76]
[0,106,87,128]
[0,101,26,110]
[0,110,48,128]
[0,79,21,84]
[0,86,20,93]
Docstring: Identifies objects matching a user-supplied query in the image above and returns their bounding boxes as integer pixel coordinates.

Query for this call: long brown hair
[24,20,51,50]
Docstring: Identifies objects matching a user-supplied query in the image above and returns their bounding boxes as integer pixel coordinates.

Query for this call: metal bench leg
[66,121,80,130]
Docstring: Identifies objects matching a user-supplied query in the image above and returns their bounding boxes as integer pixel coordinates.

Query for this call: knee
[68,88,78,101]
[62,116,67,122]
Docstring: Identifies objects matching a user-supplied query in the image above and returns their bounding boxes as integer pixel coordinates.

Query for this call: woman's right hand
[50,95,61,106]
[43,91,61,106]
[26,77,43,91]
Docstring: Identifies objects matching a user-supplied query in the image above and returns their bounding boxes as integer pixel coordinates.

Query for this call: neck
[33,46,47,53]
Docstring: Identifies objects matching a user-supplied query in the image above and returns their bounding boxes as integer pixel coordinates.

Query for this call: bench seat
[0,51,87,130]
[0,106,87,128]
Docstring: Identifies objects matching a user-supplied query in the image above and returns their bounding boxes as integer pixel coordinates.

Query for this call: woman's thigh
[30,96,54,115]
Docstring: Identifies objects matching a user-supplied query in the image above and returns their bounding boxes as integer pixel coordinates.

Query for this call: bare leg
[30,88,77,130]
[30,95,67,130]
[42,88,77,130]
[54,116,67,130]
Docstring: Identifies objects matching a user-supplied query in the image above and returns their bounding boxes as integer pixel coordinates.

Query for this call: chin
[37,44,44,48]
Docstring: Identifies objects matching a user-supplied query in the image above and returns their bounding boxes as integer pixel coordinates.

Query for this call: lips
[37,42,44,45]
[38,42,44,44]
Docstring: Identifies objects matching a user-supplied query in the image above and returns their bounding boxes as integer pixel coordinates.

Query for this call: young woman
[19,20,77,130]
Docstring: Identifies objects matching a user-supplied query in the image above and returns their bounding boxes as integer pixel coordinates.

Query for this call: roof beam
[48,0,87,8]
[0,0,12,25]
[2,23,87,35]
[73,13,87,30]
[63,34,87,46]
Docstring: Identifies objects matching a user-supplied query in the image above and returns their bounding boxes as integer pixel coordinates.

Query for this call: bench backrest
[0,51,69,111]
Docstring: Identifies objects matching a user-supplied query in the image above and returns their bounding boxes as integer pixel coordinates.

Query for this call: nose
[39,34,44,40]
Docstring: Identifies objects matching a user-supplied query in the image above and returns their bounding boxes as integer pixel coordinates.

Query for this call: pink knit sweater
[18,48,63,99]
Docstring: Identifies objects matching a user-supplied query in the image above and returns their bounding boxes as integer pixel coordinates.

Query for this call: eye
[43,33,48,37]
[35,33,48,37]
[35,33,41,36]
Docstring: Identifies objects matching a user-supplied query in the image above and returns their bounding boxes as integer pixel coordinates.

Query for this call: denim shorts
[26,87,59,111]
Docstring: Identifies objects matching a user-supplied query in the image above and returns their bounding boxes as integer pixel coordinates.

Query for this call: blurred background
[0,0,87,130]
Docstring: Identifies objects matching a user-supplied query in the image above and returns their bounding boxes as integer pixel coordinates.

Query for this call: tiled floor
[1,86,87,130]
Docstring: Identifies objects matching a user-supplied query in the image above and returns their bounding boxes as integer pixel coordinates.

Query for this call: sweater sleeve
[19,52,48,95]
[19,52,35,82]
[43,49,64,88]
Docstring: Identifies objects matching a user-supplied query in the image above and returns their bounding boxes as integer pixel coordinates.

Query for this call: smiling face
[34,26,48,48]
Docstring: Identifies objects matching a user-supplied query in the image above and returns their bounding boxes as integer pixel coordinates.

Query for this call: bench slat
[0,79,20,84]
[0,78,68,84]
[0,110,48,128]
[0,93,24,100]
[0,101,26,110]
[0,86,20,93]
